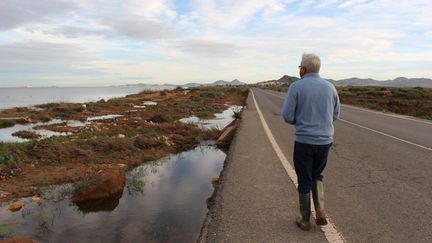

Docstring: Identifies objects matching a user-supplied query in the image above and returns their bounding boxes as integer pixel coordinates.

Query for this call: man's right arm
[282,85,297,124]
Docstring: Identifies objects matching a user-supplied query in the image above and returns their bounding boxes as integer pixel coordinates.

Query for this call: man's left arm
[333,90,340,121]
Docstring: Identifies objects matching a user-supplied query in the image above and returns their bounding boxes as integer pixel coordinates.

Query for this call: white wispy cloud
[0,0,77,30]
[0,0,431,86]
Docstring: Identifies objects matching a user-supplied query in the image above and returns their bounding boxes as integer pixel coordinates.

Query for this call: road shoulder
[198,94,327,242]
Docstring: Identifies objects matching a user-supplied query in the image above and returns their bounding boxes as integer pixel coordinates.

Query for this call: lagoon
[0,85,173,110]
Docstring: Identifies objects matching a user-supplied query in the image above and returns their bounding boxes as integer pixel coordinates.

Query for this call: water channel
[0,106,241,242]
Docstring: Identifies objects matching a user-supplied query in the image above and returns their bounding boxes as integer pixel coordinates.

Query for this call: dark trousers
[293,141,332,193]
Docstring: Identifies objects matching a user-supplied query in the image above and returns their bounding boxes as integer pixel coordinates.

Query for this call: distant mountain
[181,82,201,88]
[256,75,299,87]
[277,75,299,85]
[229,79,245,86]
[182,79,246,87]
[334,77,432,88]
[256,75,432,88]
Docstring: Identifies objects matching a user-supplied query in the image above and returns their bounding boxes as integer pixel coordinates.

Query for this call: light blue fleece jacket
[282,73,340,145]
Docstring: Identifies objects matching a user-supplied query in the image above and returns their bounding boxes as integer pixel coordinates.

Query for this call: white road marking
[339,118,432,152]
[340,104,432,125]
[259,89,432,152]
[251,90,346,243]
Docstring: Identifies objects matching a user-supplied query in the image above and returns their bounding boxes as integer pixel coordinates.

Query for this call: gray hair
[300,53,321,73]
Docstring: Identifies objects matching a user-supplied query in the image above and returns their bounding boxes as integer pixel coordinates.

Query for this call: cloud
[109,20,180,40]
[317,0,339,8]
[0,0,76,30]
[189,0,288,30]
[45,21,180,40]
[1,0,432,85]
[30,0,180,41]
[0,42,92,65]
[338,0,368,8]
[0,42,107,86]
[177,40,239,58]
[46,25,109,39]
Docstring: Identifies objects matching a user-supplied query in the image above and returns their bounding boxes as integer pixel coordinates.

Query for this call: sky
[0,0,431,87]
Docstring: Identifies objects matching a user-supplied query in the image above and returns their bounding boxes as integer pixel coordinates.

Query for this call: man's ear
[300,67,306,77]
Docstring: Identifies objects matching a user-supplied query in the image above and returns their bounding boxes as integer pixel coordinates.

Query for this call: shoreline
[0,85,177,111]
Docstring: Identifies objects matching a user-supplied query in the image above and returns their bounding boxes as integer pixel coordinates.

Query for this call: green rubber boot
[312,180,328,225]
[296,192,311,231]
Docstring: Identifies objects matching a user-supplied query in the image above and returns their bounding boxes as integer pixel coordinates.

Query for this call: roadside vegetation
[0,87,249,202]
[337,86,432,120]
[262,85,432,120]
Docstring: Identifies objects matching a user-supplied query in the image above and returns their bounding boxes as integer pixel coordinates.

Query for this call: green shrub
[73,178,97,195]
[0,154,15,165]
[0,119,15,128]
[232,107,243,119]
[174,86,184,91]
[0,154,17,171]
[12,130,41,139]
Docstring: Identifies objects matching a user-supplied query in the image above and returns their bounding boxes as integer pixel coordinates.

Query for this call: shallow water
[86,114,124,121]
[0,119,71,143]
[142,101,158,106]
[180,105,242,129]
[0,105,239,241]
[0,115,121,143]
[0,144,225,242]
[0,86,173,110]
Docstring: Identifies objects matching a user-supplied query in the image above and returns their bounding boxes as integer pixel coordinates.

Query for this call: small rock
[0,191,10,199]
[9,201,23,212]
[211,177,219,188]
[217,123,237,146]
[31,196,43,203]
[117,134,126,139]
[206,196,215,209]
[79,104,87,112]
[72,167,126,203]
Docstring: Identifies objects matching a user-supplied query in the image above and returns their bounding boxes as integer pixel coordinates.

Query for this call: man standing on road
[282,53,340,231]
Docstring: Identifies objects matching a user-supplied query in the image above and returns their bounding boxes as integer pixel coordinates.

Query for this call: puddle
[142,101,158,106]
[0,119,72,143]
[86,114,124,122]
[180,105,242,129]
[0,113,127,143]
[0,144,226,242]
[64,120,87,127]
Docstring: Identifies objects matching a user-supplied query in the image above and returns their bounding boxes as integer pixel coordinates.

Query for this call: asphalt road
[200,88,432,242]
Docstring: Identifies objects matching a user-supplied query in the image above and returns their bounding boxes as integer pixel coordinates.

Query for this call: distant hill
[256,75,299,87]
[256,75,432,88]
[334,77,432,88]
[182,79,246,87]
